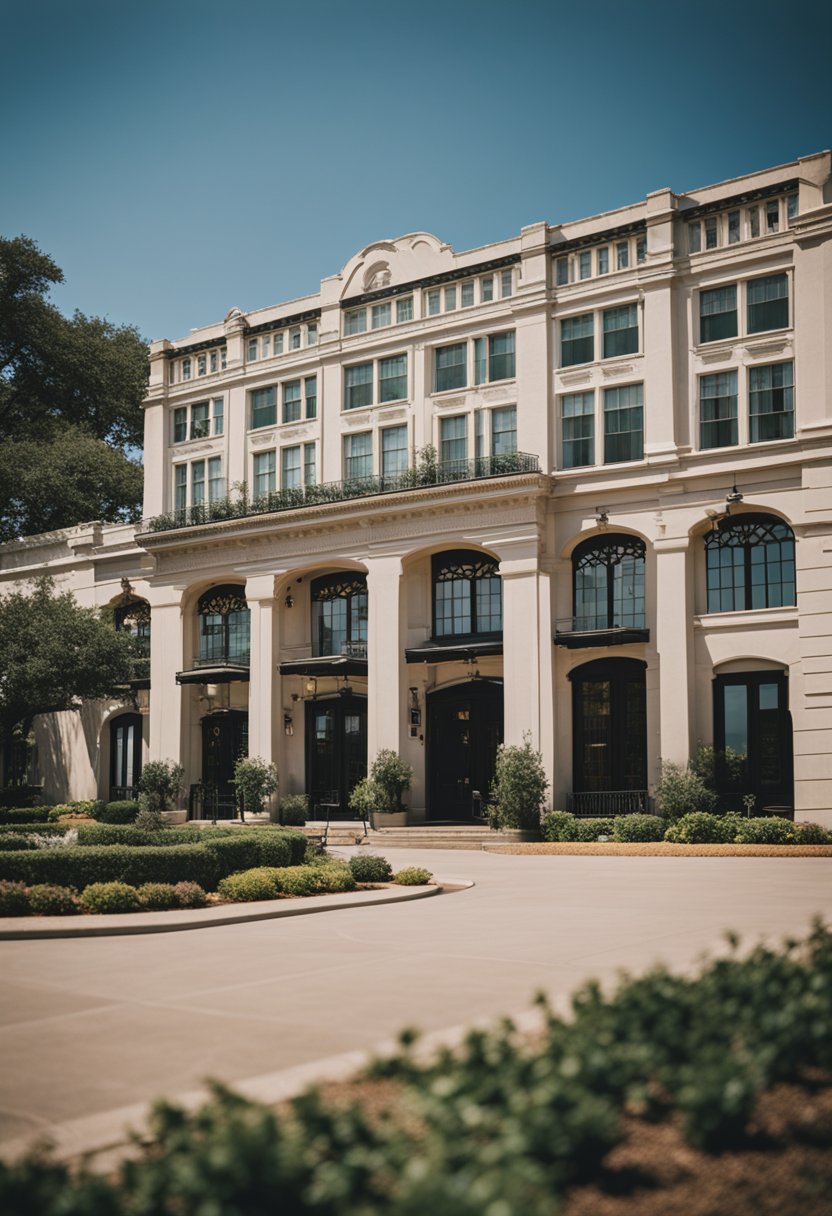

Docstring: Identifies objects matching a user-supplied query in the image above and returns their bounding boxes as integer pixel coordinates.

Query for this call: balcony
[554,615,649,649]
[176,651,251,685]
[279,640,368,678]
[140,452,540,535]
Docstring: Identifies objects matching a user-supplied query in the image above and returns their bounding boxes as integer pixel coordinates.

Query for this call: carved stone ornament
[198,585,248,616]
[363,262,392,291]
[434,551,499,582]
[311,573,368,602]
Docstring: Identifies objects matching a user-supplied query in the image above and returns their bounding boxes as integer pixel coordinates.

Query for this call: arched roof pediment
[337,232,454,300]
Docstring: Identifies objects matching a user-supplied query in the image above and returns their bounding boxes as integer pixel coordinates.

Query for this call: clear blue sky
[2,0,829,342]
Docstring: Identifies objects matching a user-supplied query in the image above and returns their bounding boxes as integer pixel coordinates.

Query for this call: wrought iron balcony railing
[555,614,649,648]
[192,651,251,668]
[140,452,540,535]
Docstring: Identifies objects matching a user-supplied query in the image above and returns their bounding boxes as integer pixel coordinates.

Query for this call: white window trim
[693,268,793,349]
[430,329,517,397]
[555,302,643,371]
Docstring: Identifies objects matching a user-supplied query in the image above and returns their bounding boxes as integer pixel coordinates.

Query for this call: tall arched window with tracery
[432,550,501,639]
[311,574,368,657]
[197,586,250,666]
[572,534,646,631]
[114,598,151,658]
[704,514,795,613]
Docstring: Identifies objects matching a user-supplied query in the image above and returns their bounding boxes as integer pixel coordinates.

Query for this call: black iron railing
[140,452,540,535]
[110,786,138,802]
[192,652,251,669]
[566,790,650,817]
[188,783,238,821]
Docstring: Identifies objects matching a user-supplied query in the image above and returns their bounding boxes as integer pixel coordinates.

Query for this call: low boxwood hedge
[733,815,797,845]
[93,800,140,824]
[393,866,433,886]
[0,844,218,891]
[611,813,667,843]
[0,808,50,825]
[0,823,69,837]
[76,823,202,847]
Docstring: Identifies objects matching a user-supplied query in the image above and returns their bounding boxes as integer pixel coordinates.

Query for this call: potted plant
[232,756,278,822]
[357,750,414,828]
[136,760,185,827]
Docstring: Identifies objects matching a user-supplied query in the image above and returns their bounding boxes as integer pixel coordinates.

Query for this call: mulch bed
[486,842,832,857]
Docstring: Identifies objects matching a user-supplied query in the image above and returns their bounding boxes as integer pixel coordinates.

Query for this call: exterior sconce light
[408,686,421,737]
[305,677,317,698]
[136,687,150,714]
[284,590,294,608]
[725,481,743,512]
[283,712,294,736]
[595,506,610,528]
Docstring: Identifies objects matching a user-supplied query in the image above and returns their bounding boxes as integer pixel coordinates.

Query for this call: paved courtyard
[1,848,830,1156]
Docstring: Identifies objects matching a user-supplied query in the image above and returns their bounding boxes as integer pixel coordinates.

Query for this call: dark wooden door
[571,659,647,793]
[305,694,367,816]
[713,672,793,811]
[201,710,248,817]
[427,681,503,820]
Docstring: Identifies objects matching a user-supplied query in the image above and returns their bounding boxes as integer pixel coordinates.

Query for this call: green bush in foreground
[349,853,393,883]
[541,813,615,842]
[93,800,140,824]
[28,884,80,915]
[393,866,433,886]
[796,821,832,844]
[4,923,828,1214]
[136,883,179,911]
[733,815,797,845]
[80,882,139,914]
[489,733,548,830]
[0,843,217,890]
[0,880,30,915]
[278,795,308,826]
[217,868,283,902]
[611,813,666,843]
[665,811,739,844]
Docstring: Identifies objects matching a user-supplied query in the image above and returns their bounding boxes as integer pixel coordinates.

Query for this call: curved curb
[0,882,452,941]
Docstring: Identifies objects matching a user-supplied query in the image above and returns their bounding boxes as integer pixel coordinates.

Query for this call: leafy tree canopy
[0,577,136,738]
[0,235,148,540]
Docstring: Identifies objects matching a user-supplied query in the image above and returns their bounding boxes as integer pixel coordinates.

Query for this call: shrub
[611,813,667,843]
[489,733,549,830]
[795,821,832,845]
[28,885,81,915]
[137,761,184,813]
[136,883,180,910]
[201,833,261,877]
[47,800,101,821]
[308,861,356,893]
[734,816,797,845]
[0,834,37,850]
[273,866,318,897]
[232,756,279,819]
[655,761,719,820]
[0,807,50,824]
[94,800,140,824]
[665,812,736,844]
[0,880,30,915]
[77,823,202,847]
[217,869,282,902]
[0,823,68,838]
[573,818,615,841]
[247,830,292,868]
[542,811,577,841]
[349,854,393,883]
[393,866,433,886]
[174,881,208,908]
[278,795,308,826]
[0,844,218,890]
[348,778,390,818]
[370,750,413,811]
[80,882,140,914]
[134,807,166,833]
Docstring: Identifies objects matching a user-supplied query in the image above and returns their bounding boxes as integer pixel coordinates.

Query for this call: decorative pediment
[338,233,454,301]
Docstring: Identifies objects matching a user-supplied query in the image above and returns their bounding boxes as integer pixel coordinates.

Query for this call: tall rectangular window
[688,222,701,254]
[261,335,270,359]
[700,285,738,343]
[197,354,206,376]
[766,199,779,233]
[616,241,629,270]
[304,443,316,486]
[555,258,569,286]
[282,445,301,489]
[481,275,494,301]
[379,354,407,402]
[475,409,486,461]
[253,450,276,498]
[749,205,760,238]
[210,350,218,373]
[247,339,258,362]
[597,247,609,275]
[212,398,224,436]
[191,459,205,506]
[461,281,474,307]
[208,456,224,503]
[561,313,594,366]
[307,323,317,346]
[749,362,794,443]
[491,406,516,456]
[190,401,209,439]
[501,269,513,297]
[174,464,187,513]
[787,193,798,224]
[602,304,638,358]
[371,302,391,329]
[426,289,441,316]
[579,251,591,280]
[381,425,408,480]
[440,415,467,467]
[182,358,191,380]
[397,296,413,323]
[487,332,515,381]
[345,308,367,336]
[636,237,646,264]
[728,210,740,244]
[700,371,738,450]
[747,274,789,333]
[273,332,283,355]
[251,386,277,429]
[290,328,301,350]
[604,383,643,464]
[283,380,301,423]
[305,376,317,419]
[344,432,372,479]
[444,285,457,311]
[344,362,373,410]
[561,392,594,469]
[173,407,187,443]
[434,342,467,392]
[705,217,718,249]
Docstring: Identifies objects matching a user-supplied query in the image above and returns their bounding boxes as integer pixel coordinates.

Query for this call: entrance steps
[365,825,505,851]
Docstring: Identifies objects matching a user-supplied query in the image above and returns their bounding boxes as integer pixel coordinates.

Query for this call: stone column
[654,539,693,767]
[245,574,279,770]
[365,555,403,761]
[146,588,185,771]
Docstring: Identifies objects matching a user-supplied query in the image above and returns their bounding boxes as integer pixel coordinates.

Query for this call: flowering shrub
[393,867,433,886]
[137,883,179,910]
[80,882,140,914]
[173,881,208,908]
[28,885,80,915]
[795,821,832,844]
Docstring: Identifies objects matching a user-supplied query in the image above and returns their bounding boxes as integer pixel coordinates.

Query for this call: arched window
[197,585,250,666]
[704,514,795,613]
[114,598,150,658]
[573,534,646,631]
[432,550,501,639]
[311,574,368,657]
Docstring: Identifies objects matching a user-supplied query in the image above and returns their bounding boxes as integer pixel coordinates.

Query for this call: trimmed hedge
[0,823,69,838]
[76,823,202,847]
[93,800,140,824]
[611,813,667,843]
[28,885,81,915]
[393,866,433,886]
[80,882,140,913]
[0,844,218,891]
[796,821,832,844]
[665,812,740,844]
[217,868,284,902]
[0,880,30,915]
[137,883,180,911]
[349,854,394,883]
[733,815,797,845]
[218,861,357,902]
[0,808,50,825]
[542,812,615,842]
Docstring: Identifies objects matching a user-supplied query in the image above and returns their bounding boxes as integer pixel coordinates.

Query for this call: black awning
[176,666,250,685]
[404,639,503,665]
[278,655,368,678]
[554,627,650,650]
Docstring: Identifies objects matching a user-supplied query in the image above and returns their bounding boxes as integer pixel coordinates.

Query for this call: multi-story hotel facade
[3,151,831,825]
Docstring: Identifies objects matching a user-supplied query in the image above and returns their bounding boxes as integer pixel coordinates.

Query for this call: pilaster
[654,538,693,766]
[365,555,403,761]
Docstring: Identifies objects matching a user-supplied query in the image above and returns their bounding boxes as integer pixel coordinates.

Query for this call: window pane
[728,210,740,244]
[208,456,224,503]
[604,384,643,464]
[273,332,283,355]
[556,258,569,286]
[281,445,301,489]
[173,407,187,443]
[304,443,316,487]
[616,241,629,269]
[501,269,513,297]
[636,237,646,264]
[253,450,276,498]
[747,274,789,333]
[579,251,591,279]
[461,281,474,307]
[561,392,594,468]
[488,331,515,381]
[191,402,209,439]
[602,305,638,358]
[344,432,372,479]
[345,308,367,336]
[749,361,794,443]
[597,247,609,275]
[700,285,738,342]
[440,415,467,467]
[251,386,276,429]
[397,296,413,323]
[688,222,701,254]
[344,362,373,410]
[174,464,187,513]
[444,285,457,311]
[381,425,408,478]
[379,354,407,403]
[434,342,467,392]
[212,398,224,436]
[561,313,594,367]
[705,217,718,249]
[700,371,738,449]
[371,302,391,329]
[491,406,516,456]
[283,380,301,423]
[305,376,317,419]
[481,275,494,300]
[426,289,440,315]
[191,460,205,505]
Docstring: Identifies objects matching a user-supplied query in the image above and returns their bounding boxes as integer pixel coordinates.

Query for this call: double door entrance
[305,694,367,817]
[427,681,503,820]
[201,710,248,818]
[714,671,793,811]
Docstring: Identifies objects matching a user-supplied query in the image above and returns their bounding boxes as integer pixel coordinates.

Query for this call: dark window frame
[431,549,502,641]
[572,534,646,630]
[704,513,796,614]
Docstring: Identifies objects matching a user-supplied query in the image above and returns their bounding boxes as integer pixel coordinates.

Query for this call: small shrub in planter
[795,821,832,845]
[174,881,208,908]
[28,885,80,915]
[611,814,667,843]
[370,750,413,811]
[80,882,140,914]
[489,733,549,831]
[137,761,185,815]
[278,795,308,826]
[734,816,796,845]
[95,800,140,824]
[0,879,30,915]
[655,762,719,820]
[349,854,393,883]
[232,756,278,820]
[393,866,433,886]
[137,883,179,911]
[665,812,736,844]
[217,869,282,902]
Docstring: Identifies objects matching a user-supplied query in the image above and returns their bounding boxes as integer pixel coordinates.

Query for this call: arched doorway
[201,710,248,818]
[570,658,647,815]
[427,680,503,821]
[713,670,793,812]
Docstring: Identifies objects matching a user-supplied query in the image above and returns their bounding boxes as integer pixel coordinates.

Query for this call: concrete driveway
[1,847,830,1156]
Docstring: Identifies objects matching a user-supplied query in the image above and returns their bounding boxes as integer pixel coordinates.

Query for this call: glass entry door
[201,710,248,817]
[713,672,792,811]
[427,681,503,820]
[110,713,142,799]
[571,659,647,793]
[305,694,367,817]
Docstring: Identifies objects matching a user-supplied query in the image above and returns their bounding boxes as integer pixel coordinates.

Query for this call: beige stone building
[2,151,831,825]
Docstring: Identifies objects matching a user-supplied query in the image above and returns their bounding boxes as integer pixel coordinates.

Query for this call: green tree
[0,235,148,540]
[0,577,135,740]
